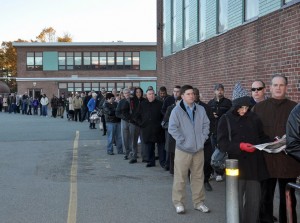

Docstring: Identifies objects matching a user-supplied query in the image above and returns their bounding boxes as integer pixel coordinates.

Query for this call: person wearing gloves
[217,82,269,223]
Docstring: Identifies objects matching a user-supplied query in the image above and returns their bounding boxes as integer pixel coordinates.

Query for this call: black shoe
[164,166,170,171]
[93,127,97,129]
[124,156,128,160]
[273,216,278,222]
[129,159,137,164]
[204,182,213,191]
[118,151,124,154]
[146,163,155,168]
[107,151,114,155]
[142,159,148,163]
[102,131,106,136]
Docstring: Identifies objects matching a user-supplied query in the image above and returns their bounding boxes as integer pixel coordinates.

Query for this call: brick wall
[157,1,300,103]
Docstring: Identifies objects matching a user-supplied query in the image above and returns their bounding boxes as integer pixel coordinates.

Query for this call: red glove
[240,143,256,153]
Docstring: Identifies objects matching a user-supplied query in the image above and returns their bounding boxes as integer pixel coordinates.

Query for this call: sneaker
[216,175,223,182]
[175,206,185,214]
[195,203,210,213]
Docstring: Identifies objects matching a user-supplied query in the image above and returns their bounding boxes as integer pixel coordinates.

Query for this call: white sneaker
[195,203,210,213]
[216,175,223,182]
[175,206,185,214]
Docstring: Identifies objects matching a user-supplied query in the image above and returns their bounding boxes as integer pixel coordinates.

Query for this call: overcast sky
[0,0,156,43]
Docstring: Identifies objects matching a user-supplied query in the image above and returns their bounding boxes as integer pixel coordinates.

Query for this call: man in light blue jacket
[168,85,210,214]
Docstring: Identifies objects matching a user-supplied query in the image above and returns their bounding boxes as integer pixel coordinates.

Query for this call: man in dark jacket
[208,83,232,182]
[253,74,299,223]
[136,89,165,168]
[116,88,139,162]
[194,88,215,191]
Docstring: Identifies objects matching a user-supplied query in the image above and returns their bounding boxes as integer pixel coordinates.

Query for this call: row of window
[26,51,140,71]
[58,82,140,92]
[165,0,294,54]
[58,51,140,70]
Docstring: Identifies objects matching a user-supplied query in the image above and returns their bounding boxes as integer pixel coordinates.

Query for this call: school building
[156,0,300,102]
[13,42,157,98]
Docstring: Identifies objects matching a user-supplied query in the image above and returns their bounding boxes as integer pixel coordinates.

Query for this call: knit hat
[232,82,251,107]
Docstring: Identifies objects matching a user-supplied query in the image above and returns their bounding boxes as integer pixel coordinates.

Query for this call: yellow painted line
[67,131,79,223]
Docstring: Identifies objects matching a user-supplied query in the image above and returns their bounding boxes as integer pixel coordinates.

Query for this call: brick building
[157,0,300,102]
[13,42,157,98]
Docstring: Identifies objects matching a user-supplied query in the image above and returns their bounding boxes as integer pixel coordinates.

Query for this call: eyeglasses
[251,87,264,92]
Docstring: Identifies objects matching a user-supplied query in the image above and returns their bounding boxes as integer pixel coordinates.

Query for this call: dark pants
[204,140,213,182]
[144,142,165,167]
[101,115,107,132]
[74,109,81,122]
[260,178,297,223]
[81,107,89,121]
[52,108,57,117]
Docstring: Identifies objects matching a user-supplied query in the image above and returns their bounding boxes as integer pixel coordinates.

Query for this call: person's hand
[240,143,256,153]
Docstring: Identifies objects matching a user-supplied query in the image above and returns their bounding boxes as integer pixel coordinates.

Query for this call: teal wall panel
[43,51,58,71]
[228,0,243,29]
[140,51,157,70]
[259,0,281,17]
[140,81,157,94]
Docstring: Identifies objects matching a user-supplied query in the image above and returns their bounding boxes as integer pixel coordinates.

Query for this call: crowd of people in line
[0,74,299,223]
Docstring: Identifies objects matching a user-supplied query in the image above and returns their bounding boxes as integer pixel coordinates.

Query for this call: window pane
[59,83,67,88]
[218,0,228,33]
[245,0,259,21]
[27,57,34,65]
[184,0,190,47]
[107,52,115,67]
[199,0,206,41]
[172,0,177,52]
[124,52,132,66]
[107,83,115,91]
[35,57,43,65]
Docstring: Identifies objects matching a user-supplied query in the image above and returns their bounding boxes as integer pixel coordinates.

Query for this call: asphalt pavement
[0,111,294,223]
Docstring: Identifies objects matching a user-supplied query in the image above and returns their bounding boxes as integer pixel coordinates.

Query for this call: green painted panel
[140,51,157,70]
[140,81,157,94]
[43,51,58,71]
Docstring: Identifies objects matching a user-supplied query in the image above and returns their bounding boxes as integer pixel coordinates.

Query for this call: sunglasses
[251,87,264,92]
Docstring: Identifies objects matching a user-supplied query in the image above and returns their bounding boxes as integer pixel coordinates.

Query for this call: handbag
[211,114,230,171]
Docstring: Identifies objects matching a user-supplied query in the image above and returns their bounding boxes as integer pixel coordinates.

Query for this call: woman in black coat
[217,83,269,223]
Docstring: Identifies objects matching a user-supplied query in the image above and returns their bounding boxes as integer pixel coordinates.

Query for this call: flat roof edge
[12,42,157,47]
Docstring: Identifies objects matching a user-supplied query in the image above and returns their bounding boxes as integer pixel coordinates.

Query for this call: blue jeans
[42,105,48,116]
[106,122,122,153]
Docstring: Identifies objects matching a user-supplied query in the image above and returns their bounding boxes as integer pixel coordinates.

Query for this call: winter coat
[116,98,132,122]
[72,96,83,109]
[136,99,164,144]
[103,102,121,123]
[208,97,232,135]
[162,104,176,153]
[87,98,97,112]
[286,103,300,162]
[252,98,299,178]
[218,109,270,181]
[168,100,210,154]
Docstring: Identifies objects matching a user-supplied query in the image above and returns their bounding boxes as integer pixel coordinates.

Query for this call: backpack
[211,114,230,171]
